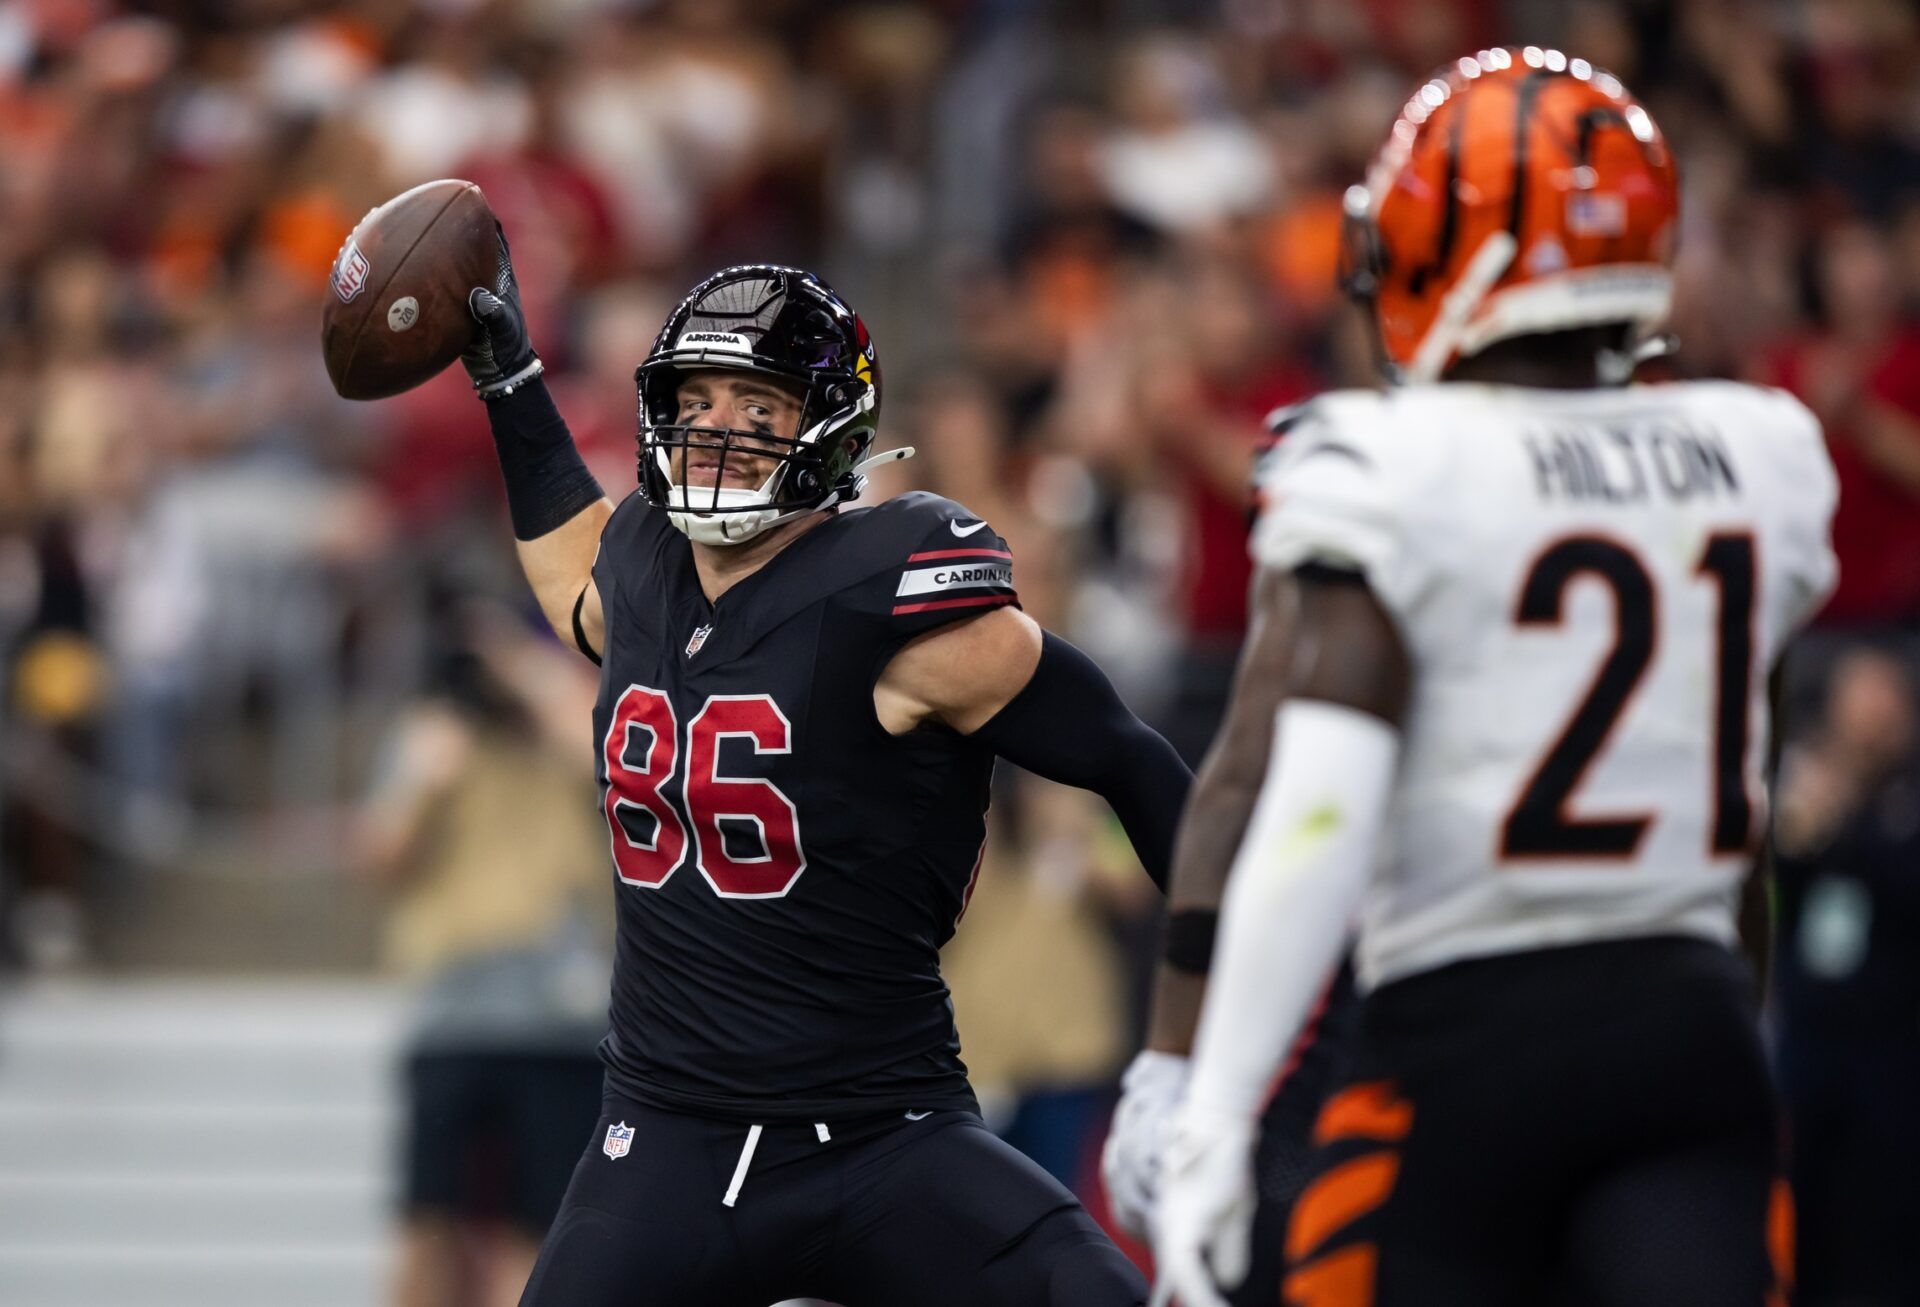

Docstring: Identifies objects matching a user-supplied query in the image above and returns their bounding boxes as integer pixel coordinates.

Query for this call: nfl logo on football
[603,1121,634,1161]
[331,240,370,303]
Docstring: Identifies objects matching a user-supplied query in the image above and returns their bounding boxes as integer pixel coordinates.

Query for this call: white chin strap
[664,446,916,547]
[666,485,799,546]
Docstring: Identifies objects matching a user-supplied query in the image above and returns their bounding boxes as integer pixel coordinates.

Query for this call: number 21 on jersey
[602,687,806,898]
[1502,531,1757,861]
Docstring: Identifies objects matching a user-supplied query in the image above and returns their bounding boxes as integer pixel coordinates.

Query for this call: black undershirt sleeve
[483,377,605,541]
[968,631,1191,892]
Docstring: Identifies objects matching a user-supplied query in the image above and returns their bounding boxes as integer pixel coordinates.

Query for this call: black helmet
[636,265,891,545]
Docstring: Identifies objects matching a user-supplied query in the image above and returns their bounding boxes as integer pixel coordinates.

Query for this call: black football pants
[1280,936,1785,1307]
[519,1092,1146,1307]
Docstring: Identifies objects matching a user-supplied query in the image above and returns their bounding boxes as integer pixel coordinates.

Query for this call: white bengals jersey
[1253,381,1838,991]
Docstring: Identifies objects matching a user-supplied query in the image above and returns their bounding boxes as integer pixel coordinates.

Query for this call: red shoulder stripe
[891,594,1018,616]
[906,548,1013,563]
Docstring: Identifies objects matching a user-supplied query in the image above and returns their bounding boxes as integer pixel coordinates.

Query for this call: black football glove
[462,222,543,399]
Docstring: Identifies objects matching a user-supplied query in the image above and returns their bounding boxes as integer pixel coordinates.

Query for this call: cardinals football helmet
[637,265,902,545]
[1341,46,1680,383]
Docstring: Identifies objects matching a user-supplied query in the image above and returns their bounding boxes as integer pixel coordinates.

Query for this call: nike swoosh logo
[904,1110,934,1121]
[950,520,988,537]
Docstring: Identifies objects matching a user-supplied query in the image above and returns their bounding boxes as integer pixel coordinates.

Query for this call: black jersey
[588,490,1021,1121]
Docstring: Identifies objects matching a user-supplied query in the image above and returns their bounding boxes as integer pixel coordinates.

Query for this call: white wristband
[477,356,546,399]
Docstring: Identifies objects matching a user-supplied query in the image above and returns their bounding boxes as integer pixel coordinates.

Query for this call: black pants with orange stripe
[1233,962,1361,1307]
[1281,936,1786,1307]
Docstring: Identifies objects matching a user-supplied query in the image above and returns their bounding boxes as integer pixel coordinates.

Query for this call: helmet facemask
[636,363,877,546]
[1338,182,1401,385]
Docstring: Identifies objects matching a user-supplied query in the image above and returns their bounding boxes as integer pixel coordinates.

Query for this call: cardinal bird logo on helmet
[1341,46,1680,384]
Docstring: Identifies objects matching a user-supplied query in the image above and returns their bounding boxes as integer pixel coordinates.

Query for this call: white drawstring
[722,1124,763,1208]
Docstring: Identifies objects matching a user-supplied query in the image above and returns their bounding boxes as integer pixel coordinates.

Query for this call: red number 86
[601,686,807,899]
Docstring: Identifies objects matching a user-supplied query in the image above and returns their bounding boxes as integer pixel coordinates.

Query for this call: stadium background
[1,0,1917,1304]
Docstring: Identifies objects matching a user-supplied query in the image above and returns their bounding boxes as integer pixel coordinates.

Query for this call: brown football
[320,179,498,400]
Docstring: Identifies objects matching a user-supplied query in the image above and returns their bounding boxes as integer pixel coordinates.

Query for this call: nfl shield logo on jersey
[603,1121,634,1160]
[685,624,712,657]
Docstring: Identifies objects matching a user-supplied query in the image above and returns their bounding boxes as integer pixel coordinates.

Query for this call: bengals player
[1151,48,1833,1307]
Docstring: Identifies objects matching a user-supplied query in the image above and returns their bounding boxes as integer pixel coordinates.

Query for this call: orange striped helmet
[1341,46,1679,383]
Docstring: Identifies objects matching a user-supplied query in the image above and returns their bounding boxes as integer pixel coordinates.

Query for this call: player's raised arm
[462,226,614,659]
[874,602,1192,891]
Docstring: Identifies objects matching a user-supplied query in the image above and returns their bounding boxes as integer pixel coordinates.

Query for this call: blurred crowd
[2,0,1919,1298]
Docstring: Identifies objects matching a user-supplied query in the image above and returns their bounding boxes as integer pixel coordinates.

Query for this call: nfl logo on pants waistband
[604,1121,634,1160]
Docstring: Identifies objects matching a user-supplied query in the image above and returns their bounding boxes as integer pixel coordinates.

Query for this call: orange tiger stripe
[1311,1081,1414,1147]
[1286,1152,1401,1264]
[1766,1178,1795,1306]
[1284,1243,1377,1307]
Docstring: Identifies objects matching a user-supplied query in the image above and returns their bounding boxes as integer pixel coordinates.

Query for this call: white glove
[1149,1101,1258,1307]
[1102,1050,1190,1240]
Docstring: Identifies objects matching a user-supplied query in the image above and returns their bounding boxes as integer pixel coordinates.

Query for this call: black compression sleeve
[969,631,1191,891]
[483,376,605,540]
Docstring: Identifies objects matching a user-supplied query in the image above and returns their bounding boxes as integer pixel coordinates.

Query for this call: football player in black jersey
[458,244,1192,1306]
